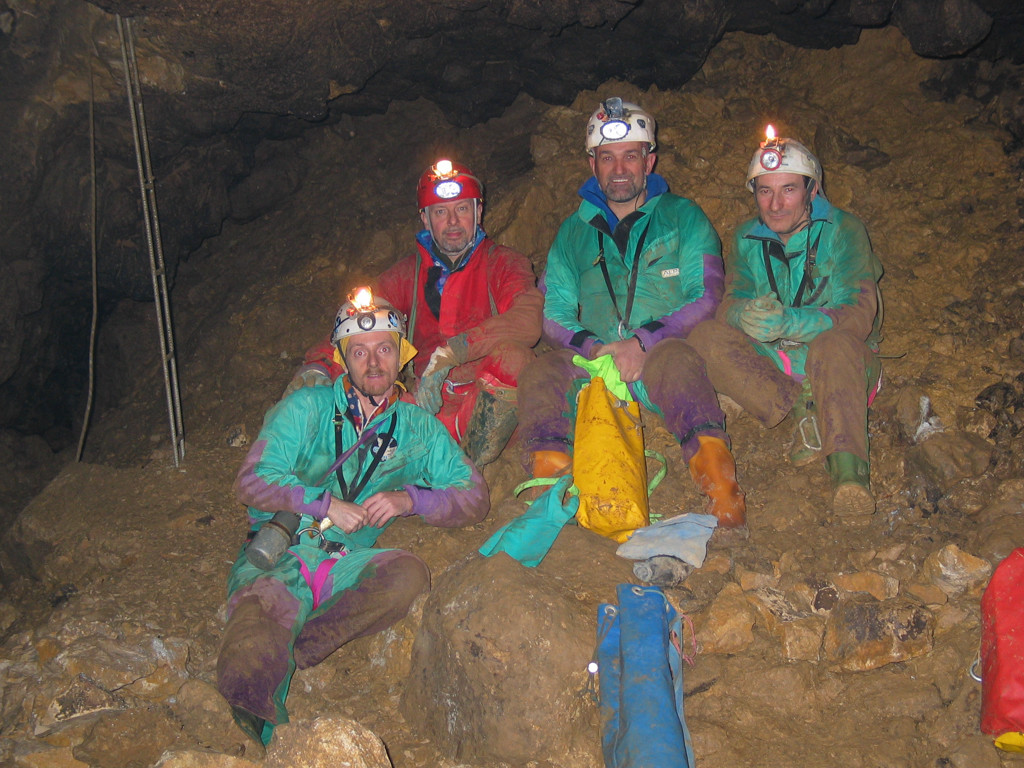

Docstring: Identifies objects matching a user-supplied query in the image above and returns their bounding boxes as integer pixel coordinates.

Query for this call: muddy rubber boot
[531,450,572,478]
[789,378,822,467]
[827,451,875,516]
[461,385,519,467]
[688,436,746,529]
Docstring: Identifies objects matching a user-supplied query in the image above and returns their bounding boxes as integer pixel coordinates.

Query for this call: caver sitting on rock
[218,289,489,745]
[289,159,543,467]
[687,127,883,515]
[517,96,746,529]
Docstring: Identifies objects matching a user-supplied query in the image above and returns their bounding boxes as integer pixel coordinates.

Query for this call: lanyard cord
[761,224,825,308]
[333,409,397,502]
[595,221,652,333]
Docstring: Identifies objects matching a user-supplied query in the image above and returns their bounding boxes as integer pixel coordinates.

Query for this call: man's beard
[437,235,472,258]
[353,367,395,398]
[602,176,644,204]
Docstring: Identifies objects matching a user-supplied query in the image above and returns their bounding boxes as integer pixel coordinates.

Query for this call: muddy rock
[823,595,934,672]
[170,680,260,759]
[921,544,992,598]
[894,385,943,444]
[905,430,994,492]
[267,717,391,768]
[752,589,826,662]
[401,540,624,766]
[833,570,900,601]
[696,582,757,655]
[74,706,183,768]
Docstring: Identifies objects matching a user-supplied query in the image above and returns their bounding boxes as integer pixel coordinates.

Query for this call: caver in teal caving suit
[518,173,729,466]
[217,374,488,743]
[687,195,884,461]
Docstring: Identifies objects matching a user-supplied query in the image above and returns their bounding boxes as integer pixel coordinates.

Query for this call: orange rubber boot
[688,436,746,529]
[531,450,572,479]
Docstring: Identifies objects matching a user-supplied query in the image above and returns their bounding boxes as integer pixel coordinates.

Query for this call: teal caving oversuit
[217,374,488,743]
[687,195,883,461]
[518,173,729,466]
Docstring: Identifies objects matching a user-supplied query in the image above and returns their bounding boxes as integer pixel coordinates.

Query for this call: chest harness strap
[294,410,397,610]
[595,220,652,339]
[761,224,827,308]
[333,409,397,504]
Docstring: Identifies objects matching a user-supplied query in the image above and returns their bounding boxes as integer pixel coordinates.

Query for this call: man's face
[344,331,401,399]
[589,142,656,205]
[754,172,816,240]
[421,199,478,257]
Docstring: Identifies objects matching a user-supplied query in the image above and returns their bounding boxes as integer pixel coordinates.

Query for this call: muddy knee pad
[292,551,430,670]
[484,340,536,384]
[517,350,581,469]
[642,338,704,384]
[217,594,295,722]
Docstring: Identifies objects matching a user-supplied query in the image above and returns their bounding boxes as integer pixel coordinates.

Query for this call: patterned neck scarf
[340,374,403,434]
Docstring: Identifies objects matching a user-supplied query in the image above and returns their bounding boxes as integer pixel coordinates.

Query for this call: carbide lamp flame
[765,124,776,142]
[349,287,375,313]
[434,159,454,178]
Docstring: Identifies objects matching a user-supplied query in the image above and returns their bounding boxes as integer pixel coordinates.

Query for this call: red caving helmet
[416,159,483,209]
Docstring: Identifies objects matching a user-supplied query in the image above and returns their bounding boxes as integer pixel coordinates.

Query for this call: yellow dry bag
[573,373,649,543]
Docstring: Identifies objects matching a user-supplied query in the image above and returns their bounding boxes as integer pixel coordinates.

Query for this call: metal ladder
[116,15,185,466]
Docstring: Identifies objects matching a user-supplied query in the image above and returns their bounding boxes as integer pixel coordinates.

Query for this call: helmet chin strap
[432,200,479,267]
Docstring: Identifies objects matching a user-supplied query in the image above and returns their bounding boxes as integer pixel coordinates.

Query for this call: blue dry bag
[596,584,695,768]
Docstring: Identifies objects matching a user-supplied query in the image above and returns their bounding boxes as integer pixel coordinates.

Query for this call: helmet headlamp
[745,126,823,194]
[417,159,483,209]
[347,286,376,314]
[585,97,656,154]
[434,179,463,199]
[600,120,630,141]
[758,124,782,170]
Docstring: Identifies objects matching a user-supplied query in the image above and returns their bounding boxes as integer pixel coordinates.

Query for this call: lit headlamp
[347,287,377,329]
[759,124,782,170]
[429,159,463,200]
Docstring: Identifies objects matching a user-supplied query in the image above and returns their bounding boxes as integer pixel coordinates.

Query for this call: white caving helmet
[331,287,417,368]
[585,97,657,155]
[745,126,823,193]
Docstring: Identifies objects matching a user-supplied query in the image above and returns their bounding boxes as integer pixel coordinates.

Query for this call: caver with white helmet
[331,288,417,370]
[745,136,823,194]
[585,97,657,155]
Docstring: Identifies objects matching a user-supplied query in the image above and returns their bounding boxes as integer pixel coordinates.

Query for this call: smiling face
[753,172,817,244]
[421,198,479,259]
[342,330,401,401]
[589,141,656,212]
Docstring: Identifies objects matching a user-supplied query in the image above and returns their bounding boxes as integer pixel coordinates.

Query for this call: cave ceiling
[83,0,1019,124]
[0,0,1023,442]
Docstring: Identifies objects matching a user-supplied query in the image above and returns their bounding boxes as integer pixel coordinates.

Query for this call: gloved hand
[738,293,786,342]
[282,364,331,399]
[779,306,833,342]
[478,475,579,567]
[415,346,457,414]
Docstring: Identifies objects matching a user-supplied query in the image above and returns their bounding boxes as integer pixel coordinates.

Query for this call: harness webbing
[333,409,397,503]
[761,224,826,308]
[595,219,652,336]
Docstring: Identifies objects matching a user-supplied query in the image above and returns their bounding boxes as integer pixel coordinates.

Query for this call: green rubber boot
[461,384,518,467]
[789,378,822,467]
[827,452,875,516]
